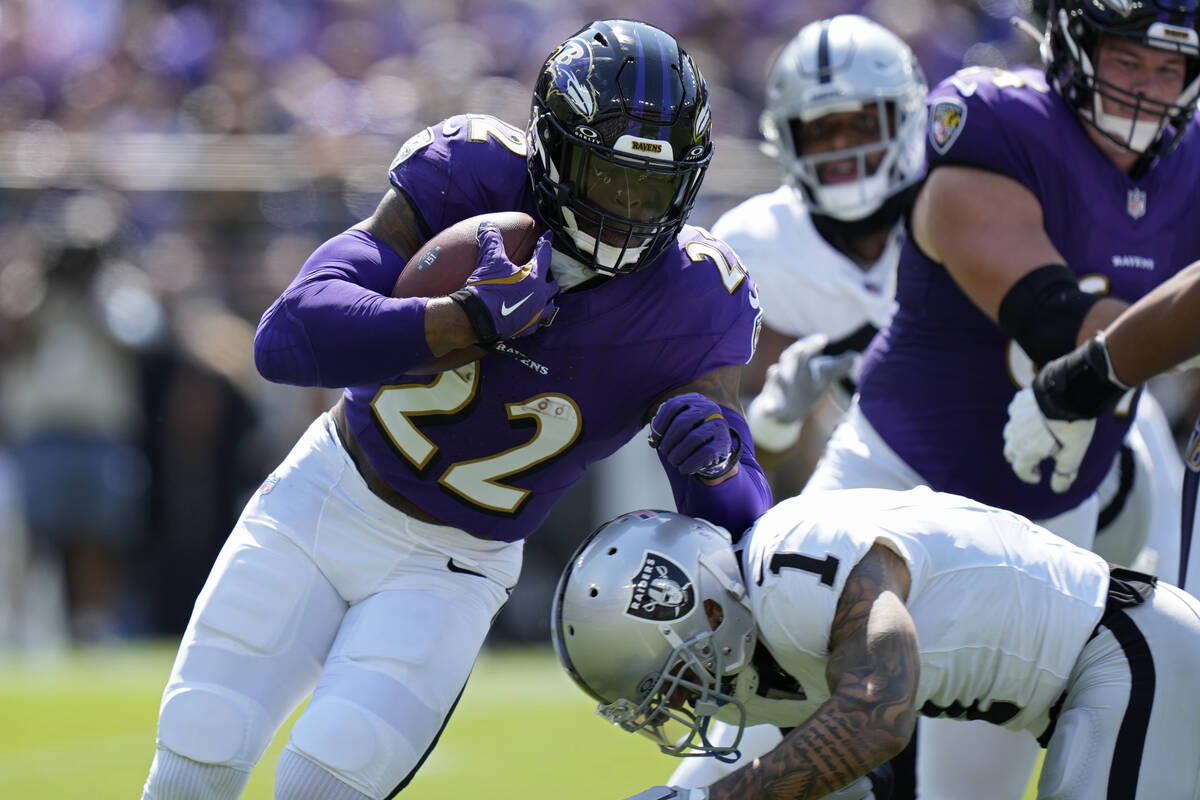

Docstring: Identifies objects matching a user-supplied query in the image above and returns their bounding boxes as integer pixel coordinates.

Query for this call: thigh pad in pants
[287,574,509,798]
[157,526,343,768]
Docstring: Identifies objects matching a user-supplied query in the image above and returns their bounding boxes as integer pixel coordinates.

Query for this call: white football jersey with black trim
[743,486,1110,736]
[712,185,899,341]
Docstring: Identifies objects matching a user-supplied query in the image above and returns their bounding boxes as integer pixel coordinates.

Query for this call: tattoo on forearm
[649,365,746,425]
[693,365,744,412]
[710,547,918,799]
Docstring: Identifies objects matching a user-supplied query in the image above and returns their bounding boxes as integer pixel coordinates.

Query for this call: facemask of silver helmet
[759,14,928,222]
[551,510,757,759]
[1041,0,1200,161]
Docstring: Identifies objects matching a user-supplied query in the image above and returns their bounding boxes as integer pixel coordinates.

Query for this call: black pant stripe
[385,601,510,797]
[385,682,466,799]
[1103,609,1156,800]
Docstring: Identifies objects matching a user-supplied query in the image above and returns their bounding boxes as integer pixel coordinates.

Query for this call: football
[396,211,545,373]
[393,211,544,297]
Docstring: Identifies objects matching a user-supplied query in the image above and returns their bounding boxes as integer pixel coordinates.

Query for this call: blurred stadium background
[0,0,1189,796]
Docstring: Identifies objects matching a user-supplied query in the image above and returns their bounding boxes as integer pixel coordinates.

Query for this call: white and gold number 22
[371,363,582,514]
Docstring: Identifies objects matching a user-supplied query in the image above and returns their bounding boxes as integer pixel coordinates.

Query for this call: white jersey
[712,185,900,342]
[744,486,1109,737]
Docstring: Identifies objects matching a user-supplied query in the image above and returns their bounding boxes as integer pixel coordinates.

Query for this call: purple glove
[450,224,559,344]
[648,393,742,480]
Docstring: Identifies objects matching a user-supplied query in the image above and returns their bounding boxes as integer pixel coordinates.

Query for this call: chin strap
[698,716,743,764]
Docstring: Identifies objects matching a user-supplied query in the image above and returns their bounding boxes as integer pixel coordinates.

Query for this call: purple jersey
[387,114,537,233]
[859,67,1200,520]
[329,114,762,542]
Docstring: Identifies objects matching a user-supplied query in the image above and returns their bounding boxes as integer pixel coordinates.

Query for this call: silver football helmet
[551,510,758,758]
[760,15,928,221]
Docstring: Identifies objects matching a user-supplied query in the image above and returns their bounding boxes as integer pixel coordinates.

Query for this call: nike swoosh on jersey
[446,558,487,579]
[500,292,534,316]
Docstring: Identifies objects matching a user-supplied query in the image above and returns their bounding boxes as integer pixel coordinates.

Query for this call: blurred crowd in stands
[6,0,1191,649]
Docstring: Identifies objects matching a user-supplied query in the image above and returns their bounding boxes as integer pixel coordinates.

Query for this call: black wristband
[449,287,499,345]
[998,264,1101,365]
[1033,337,1128,421]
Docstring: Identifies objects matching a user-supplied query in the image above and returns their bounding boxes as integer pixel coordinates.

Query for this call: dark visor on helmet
[577,154,692,223]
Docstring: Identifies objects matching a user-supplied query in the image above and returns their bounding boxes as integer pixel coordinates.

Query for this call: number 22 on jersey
[370,362,581,515]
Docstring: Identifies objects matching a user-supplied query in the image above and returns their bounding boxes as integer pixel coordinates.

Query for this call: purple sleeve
[924,68,1042,196]
[388,115,535,235]
[660,407,772,541]
[253,230,434,387]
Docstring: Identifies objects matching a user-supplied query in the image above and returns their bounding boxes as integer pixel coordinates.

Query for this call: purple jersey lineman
[275,114,762,542]
[858,66,1200,521]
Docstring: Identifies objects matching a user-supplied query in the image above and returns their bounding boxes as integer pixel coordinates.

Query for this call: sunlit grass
[0,642,675,799]
[0,642,1041,799]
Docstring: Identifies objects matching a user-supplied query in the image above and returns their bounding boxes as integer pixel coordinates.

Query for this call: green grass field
[0,642,1041,799]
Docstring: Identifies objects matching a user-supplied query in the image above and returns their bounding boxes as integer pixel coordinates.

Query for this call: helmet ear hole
[704,598,725,630]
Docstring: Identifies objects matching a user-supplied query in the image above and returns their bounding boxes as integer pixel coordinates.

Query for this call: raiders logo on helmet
[626,552,695,621]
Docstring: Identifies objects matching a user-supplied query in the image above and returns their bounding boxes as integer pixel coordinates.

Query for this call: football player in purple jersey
[787,1,1200,798]
[1005,257,1200,495]
[138,20,770,800]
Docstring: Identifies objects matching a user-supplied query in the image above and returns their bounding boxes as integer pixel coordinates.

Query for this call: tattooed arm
[353,187,426,261]
[709,543,919,799]
[650,364,748,422]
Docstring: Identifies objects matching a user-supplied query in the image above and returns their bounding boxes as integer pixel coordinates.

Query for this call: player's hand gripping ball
[391,211,556,372]
[450,222,558,344]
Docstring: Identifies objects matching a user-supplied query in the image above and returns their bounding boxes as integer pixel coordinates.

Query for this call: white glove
[1003,387,1096,493]
[749,334,858,452]
[761,334,858,424]
[621,786,707,800]
[1174,352,1200,371]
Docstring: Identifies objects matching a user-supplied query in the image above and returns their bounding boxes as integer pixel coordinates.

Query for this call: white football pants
[142,412,522,799]
[1037,581,1200,798]
[1092,391,1186,581]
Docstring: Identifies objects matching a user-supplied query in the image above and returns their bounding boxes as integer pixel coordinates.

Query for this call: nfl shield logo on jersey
[626,552,695,622]
[1127,188,1147,220]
